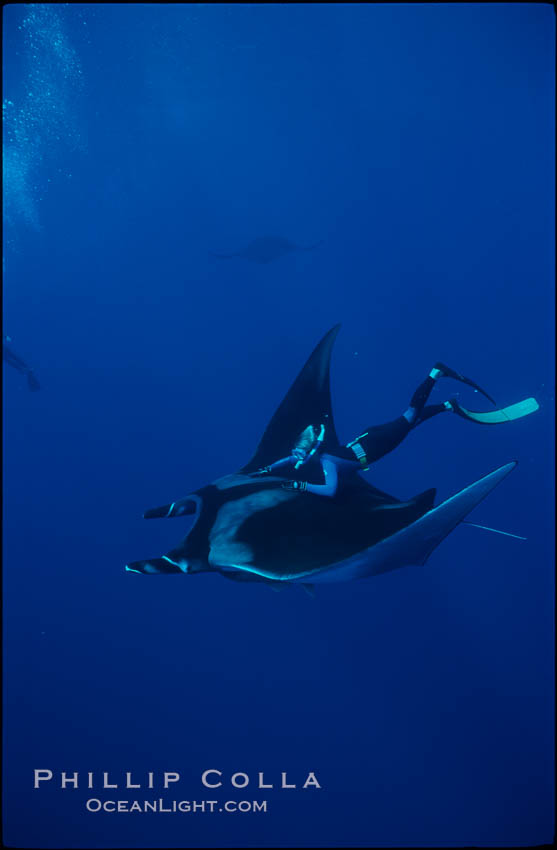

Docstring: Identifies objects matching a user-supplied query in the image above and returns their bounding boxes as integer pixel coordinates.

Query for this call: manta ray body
[210,235,323,264]
[126,326,516,587]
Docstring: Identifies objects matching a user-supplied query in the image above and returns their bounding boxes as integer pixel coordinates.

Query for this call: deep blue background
[3,4,554,848]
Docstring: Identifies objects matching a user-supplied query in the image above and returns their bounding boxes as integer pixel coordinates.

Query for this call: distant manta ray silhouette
[209,235,323,264]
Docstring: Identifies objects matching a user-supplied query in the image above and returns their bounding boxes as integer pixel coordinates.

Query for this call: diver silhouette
[3,336,40,391]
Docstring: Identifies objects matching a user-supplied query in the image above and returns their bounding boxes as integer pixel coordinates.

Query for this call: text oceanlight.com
[86,799,268,813]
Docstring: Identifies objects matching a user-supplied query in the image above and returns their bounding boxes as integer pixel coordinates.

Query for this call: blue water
[2,4,554,848]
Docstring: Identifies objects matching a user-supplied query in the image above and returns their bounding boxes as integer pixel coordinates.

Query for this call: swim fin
[435,362,496,405]
[449,397,539,424]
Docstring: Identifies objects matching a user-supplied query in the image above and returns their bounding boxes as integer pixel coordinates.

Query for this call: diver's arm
[305,456,338,497]
[268,456,296,471]
[304,456,339,498]
[252,456,296,475]
[281,457,338,496]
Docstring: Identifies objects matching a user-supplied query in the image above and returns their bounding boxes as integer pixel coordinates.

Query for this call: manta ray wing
[287,462,517,582]
[241,325,344,472]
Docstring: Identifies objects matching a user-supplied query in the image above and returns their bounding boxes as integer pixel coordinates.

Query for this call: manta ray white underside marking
[213,463,517,583]
[208,488,291,568]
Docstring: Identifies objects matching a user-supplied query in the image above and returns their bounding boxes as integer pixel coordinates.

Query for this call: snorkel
[294,423,326,469]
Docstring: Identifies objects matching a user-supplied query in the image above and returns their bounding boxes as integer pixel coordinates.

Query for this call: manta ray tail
[301,240,324,252]
[462,521,527,540]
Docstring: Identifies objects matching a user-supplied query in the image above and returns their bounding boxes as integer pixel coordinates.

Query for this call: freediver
[252,363,538,496]
[3,335,40,391]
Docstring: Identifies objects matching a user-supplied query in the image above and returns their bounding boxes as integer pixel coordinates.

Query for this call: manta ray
[209,235,323,264]
[126,326,517,588]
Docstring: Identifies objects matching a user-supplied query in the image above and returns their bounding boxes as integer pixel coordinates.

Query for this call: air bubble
[4,4,84,232]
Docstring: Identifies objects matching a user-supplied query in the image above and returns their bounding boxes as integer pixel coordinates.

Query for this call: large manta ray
[209,235,323,264]
[126,326,516,588]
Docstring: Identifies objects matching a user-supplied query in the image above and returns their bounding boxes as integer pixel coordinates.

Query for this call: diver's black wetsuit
[259,362,530,497]
[263,372,451,497]
[335,375,447,465]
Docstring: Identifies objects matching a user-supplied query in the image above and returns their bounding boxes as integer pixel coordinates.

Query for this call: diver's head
[294,424,322,454]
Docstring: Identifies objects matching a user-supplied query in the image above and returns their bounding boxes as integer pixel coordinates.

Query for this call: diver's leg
[415,402,452,423]
[347,362,492,466]
[352,372,449,464]
[403,371,438,424]
[349,417,413,465]
[350,401,455,466]
[404,362,497,425]
[433,362,496,405]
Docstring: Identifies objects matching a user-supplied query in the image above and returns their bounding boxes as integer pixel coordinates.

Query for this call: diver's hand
[292,447,310,467]
[250,466,272,477]
[281,480,308,492]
